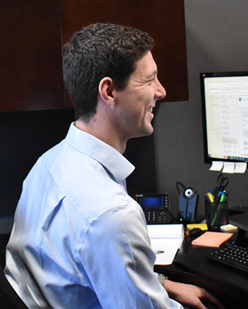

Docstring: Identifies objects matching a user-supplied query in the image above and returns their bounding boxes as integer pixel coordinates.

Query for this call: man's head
[63,23,155,122]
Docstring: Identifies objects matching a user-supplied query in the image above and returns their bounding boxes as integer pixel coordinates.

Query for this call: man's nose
[155,80,166,100]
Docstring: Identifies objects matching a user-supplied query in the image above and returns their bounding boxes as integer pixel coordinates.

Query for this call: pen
[206,192,214,202]
[211,193,225,226]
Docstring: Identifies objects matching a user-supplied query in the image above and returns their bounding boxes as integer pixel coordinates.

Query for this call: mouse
[188,228,202,236]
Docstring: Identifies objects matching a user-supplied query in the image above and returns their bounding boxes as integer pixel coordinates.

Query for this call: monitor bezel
[200,71,248,164]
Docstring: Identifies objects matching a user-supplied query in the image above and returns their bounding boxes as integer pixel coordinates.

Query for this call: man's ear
[98,77,116,107]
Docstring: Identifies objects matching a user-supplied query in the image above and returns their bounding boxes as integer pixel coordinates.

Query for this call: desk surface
[154,232,248,308]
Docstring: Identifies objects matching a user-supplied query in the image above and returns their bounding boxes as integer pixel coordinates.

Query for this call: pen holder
[205,200,228,231]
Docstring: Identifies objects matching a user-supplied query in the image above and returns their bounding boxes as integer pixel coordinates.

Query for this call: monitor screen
[200,71,248,163]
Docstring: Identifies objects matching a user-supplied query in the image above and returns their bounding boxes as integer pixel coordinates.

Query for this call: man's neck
[75,119,127,154]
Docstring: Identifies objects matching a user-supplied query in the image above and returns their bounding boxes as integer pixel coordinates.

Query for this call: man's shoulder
[67,182,142,222]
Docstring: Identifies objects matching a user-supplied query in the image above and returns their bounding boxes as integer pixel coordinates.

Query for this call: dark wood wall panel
[61,0,188,106]
[0,0,64,112]
[0,0,187,112]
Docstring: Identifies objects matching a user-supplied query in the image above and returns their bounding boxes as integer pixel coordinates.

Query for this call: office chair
[0,236,28,309]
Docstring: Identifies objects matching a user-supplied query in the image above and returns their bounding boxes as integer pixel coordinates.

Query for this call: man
[5,23,224,308]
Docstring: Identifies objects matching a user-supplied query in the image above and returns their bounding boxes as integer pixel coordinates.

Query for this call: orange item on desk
[192,231,233,248]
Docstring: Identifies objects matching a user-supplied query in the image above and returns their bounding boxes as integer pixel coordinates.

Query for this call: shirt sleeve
[77,204,176,309]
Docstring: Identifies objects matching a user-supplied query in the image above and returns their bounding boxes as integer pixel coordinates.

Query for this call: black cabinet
[0,0,64,112]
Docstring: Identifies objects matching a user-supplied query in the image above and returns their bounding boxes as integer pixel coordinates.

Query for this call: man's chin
[144,126,154,136]
[144,123,154,136]
[131,126,154,139]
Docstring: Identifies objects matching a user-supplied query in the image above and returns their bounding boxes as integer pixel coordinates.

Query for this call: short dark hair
[63,23,155,122]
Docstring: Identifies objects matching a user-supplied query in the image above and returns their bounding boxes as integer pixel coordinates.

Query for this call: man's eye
[147,78,154,84]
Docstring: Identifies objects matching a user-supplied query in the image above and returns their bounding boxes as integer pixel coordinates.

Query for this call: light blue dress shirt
[5,123,182,309]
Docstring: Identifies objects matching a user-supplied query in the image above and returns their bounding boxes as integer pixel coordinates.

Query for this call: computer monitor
[200,71,248,164]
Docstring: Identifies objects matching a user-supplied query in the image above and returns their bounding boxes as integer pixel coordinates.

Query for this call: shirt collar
[65,123,135,183]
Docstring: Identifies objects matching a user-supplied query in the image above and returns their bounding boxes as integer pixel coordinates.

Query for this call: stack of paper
[192,231,233,247]
[147,224,184,265]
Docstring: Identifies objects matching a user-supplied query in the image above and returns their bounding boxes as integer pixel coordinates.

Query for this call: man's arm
[79,204,175,309]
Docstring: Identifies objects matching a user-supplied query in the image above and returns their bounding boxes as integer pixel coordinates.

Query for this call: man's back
[5,124,171,308]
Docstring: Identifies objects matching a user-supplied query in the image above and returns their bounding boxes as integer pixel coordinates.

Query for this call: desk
[154,233,248,309]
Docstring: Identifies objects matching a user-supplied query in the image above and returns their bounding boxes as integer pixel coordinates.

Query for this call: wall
[154,0,248,217]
